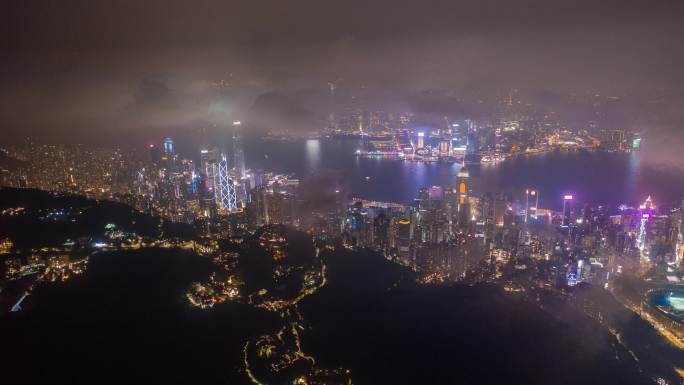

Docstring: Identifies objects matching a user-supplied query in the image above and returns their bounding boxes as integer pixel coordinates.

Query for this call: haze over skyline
[2,0,684,153]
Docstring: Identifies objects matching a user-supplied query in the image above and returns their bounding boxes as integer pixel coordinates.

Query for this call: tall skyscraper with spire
[457,162,469,206]
[232,121,245,179]
[327,81,337,131]
[457,161,470,227]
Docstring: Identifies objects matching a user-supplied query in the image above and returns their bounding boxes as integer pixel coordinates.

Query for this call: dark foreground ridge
[0,189,665,384]
[1,248,281,385]
[301,249,655,385]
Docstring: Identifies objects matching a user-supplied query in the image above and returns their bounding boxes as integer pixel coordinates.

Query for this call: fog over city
[2,1,684,165]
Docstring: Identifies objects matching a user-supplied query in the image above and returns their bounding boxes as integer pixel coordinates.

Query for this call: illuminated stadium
[644,288,684,338]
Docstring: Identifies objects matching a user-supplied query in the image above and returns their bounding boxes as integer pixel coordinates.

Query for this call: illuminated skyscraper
[457,165,469,206]
[200,148,219,177]
[525,189,539,223]
[213,156,237,212]
[457,164,470,227]
[396,218,412,265]
[327,81,337,130]
[676,199,684,266]
[416,186,445,243]
[163,137,174,155]
[637,196,656,252]
[562,194,573,227]
[200,147,220,196]
[439,140,451,157]
[232,121,245,179]
[444,187,459,232]
[417,132,425,149]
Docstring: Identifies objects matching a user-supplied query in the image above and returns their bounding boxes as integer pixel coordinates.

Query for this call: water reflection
[305,139,321,172]
[625,151,640,203]
[247,138,684,209]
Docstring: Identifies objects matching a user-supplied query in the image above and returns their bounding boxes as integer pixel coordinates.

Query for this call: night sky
[2,0,684,149]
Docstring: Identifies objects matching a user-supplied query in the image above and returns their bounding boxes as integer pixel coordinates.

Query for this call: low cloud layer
[0,0,682,149]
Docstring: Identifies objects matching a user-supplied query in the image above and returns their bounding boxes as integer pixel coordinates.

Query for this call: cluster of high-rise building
[0,139,133,195]
[3,129,678,288]
[335,164,484,282]
[0,129,315,248]
[127,133,252,223]
[352,117,637,164]
[1,135,495,283]
[328,169,684,287]
[323,92,638,164]
[0,123,254,226]
[0,90,667,290]
[1,118,682,346]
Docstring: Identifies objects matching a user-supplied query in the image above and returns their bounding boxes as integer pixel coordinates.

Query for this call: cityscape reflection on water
[246,137,684,210]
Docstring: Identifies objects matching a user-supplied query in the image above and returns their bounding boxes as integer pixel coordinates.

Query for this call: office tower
[200,147,220,203]
[416,188,430,242]
[646,215,671,263]
[396,218,412,265]
[266,191,294,225]
[347,201,368,247]
[637,196,655,252]
[163,137,174,155]
[417,132,425,149]
[632,196,673,264]
[213,156,237,213]
[445,187,459,231]
[416,186,445,244]
[373,211,391,253]
[562,194,573,227]
[249,186,269,226]
[457,165,469,205]
[232,121,245,179]
[465,124,479,161]
[457,164,470,227]
[676,199,684,266]
[327,82,337,130]
[200,148,220,176]
[439,140,451,157]
[525,189,539,223]
[160,138,175,173]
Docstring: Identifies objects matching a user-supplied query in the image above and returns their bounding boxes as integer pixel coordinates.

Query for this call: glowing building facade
[212,156,237,213]
[163,137,174,155]
[232,121,245,179]
[457,165,470,227]
[562,194,573,227]
[637,196,656,253]
[416,132,425,149]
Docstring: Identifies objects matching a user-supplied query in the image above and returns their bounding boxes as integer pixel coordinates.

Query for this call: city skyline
[2,2,684,385]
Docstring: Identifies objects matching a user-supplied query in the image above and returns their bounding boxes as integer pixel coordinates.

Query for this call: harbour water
[244,137,684,210]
